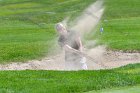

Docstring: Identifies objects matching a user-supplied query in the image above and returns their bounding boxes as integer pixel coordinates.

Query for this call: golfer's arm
[64,45,82,54]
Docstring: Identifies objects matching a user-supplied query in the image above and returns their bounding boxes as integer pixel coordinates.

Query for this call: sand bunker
[0,46,140,70]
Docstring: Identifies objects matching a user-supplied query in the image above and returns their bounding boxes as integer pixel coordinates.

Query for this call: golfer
[55,22,87,70]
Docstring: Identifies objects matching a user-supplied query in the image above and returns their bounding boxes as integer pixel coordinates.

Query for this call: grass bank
[0,63,140,93]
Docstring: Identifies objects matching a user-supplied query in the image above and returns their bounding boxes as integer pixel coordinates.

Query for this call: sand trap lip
[0,46,140,70]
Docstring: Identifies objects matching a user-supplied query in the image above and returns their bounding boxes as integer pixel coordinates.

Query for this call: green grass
[0,19,56,62]
[86,85,140,93]
[0,63,140,93]
[104,0,140,19]
[94,0,140,52]
[96,17,140,51]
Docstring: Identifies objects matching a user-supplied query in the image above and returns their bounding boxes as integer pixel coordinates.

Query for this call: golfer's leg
[80,57,88,70]
[82,63,88,70]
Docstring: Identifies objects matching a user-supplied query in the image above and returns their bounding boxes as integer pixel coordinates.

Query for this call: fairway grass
[0,63,140,93]
[92,0,140,52]
[96,17,140,51]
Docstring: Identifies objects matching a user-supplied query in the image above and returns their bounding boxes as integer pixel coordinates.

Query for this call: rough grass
[0,63,140,93]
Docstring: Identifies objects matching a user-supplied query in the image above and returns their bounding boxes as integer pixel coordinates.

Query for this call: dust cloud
[62,0,106,70]
[70,0,104,38]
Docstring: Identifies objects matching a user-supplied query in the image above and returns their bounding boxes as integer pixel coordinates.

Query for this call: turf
[86,85,140,93]
[96,17,140,51]
[0,63,140,93]
[94,0,140,52]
